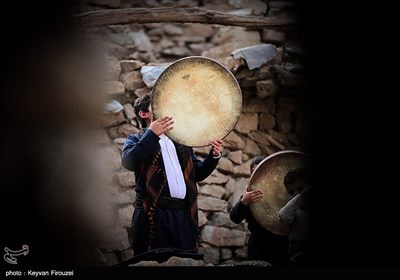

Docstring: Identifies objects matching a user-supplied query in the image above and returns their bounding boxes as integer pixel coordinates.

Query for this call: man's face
[140,104,153,124]
[286,180,307,196]
[147,104,153,120]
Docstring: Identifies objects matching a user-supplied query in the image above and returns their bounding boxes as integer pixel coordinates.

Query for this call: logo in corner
[4,245,29,265]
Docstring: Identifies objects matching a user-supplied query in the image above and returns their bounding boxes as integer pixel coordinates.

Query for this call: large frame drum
[152,56,242,147]
[248,150,309,235]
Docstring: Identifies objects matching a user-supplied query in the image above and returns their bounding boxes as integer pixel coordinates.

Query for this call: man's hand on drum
[150,116,174,136]
[210,140,223,158]
[241,185,263,206]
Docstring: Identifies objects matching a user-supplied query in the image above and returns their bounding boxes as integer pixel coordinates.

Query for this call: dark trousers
[131,208,197,256]
[289,241,310,265]
[247,233,289,266]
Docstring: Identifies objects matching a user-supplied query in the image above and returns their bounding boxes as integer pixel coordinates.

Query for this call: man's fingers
[252,192,263,201]
[249,189,263,194]
[154,116,173,127]
[160,116,172,123]
[210,139,223,146]
[213,139,223,145]
[165,119,174,126]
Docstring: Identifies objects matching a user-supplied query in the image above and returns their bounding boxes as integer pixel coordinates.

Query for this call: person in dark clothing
[278,167,312,266]
[122,93,223,257]
[230,155,289,266]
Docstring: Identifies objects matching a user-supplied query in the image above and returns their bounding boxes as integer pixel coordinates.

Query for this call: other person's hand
[210,139,223,157]
[241,185,263,206]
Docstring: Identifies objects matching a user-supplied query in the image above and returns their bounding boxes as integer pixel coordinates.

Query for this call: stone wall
[80,0,308,266]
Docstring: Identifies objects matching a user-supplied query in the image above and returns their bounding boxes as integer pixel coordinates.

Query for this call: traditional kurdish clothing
[122,128,219,256]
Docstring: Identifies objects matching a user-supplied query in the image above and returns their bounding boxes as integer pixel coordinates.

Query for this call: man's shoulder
[126,128,147,139]
[125,133,139,141]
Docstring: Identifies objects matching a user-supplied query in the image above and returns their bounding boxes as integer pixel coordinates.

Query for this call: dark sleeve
[191,149,220,182]
[230,196,247,224]
[277,194,302,223]
[121,129,160,171]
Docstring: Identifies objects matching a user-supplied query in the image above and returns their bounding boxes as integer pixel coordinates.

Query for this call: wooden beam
[73,7,299,29]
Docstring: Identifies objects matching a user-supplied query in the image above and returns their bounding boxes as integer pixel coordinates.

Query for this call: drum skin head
[248,150,309,235]
[151,56,242,147]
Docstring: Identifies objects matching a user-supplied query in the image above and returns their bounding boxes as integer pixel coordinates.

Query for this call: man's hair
[284,167,312,187]
[134,92,151,128]
[251,155,266,167]
[250,155,266,173]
